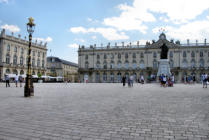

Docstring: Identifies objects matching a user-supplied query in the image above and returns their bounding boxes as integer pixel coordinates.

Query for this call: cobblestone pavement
[0,83,209,140]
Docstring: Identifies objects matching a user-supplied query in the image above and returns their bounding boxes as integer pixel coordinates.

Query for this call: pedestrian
[15,74,18,87]
[162,75,167,87]
[5,74,10,87]
[19,75,23,87]
[130,75,134,87]
[140,75,144,84]
[171,74,174,87]
[203,73,207,88]
[122,76,126,87]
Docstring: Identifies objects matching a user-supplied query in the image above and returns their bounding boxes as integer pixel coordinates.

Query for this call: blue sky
[1,0,209,63]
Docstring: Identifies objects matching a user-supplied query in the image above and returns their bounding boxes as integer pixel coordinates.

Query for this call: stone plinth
[157,59,171,76]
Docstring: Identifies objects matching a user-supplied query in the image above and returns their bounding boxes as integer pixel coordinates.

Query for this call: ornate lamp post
[24,17,35,97]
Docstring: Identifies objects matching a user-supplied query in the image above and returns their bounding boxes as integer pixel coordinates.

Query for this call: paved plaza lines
[0,83,209,140]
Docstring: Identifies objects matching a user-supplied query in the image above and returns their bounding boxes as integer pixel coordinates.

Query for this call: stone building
[78,33,209,83]
[47,56,78,82]
[0,29,47,80]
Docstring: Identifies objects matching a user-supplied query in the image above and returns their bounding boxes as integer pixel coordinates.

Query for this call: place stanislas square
[0,83,209,140]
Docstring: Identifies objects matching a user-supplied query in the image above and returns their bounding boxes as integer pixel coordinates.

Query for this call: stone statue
[160,43,168,59]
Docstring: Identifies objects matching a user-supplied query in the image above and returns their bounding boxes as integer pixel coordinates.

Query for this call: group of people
[122,75,145,87]
[4,74,24,88]
[159,74,175,87]
[182,75,196,84]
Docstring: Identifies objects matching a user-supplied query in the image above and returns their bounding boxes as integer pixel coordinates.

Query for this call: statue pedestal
[157,59,171,76]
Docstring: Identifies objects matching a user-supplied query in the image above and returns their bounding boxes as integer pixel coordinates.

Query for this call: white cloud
[0,0,8,3]
[75,38,85,43]
[33,37,53,43]
[152,19,209,42]
[1,24,20,33]
[103,0,209,33]
[70,27,129,40]
[92,36,97,40]
[68,43,79,49]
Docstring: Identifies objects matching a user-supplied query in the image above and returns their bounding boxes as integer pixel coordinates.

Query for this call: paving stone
[0,83,209,139]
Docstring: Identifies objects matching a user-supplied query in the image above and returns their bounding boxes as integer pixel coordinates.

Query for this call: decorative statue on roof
[160,43,168,59]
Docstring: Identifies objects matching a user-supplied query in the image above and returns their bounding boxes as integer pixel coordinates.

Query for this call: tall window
[199,59,204,67]
[37,59,40,67]
[42,60,45,68]
[6,54,10,64]
[7,44,10,51]
[153,59,157,69]
[169,51,173,58]
[42,52,45,59]
[117,60,121,68]
[96,61,100,68]
[153,52,157,58]
[110,61,114,69]
[33,51,35,56]
[140,60,144,69]
[170,60,174,68]
[183,51,187,57]
[200,51,203,57]
[85,61,89,68]
[21,48,24,54]
[104,54,107,59]
[85,55,88,60]
[20,56,23,65]
[132,53,136,59]
[140,52,144,58]
[103,72,107,82]
[14,46,17,53]
[103,61,107,69]
[97,54,100,59]
[38,51,40,57]
[125,60,129,69]
[111,53,114,59]
[125,53,128,59]
[118,53,121,59]
[191,51,195,57]
[183,59,187,68]
[13,55,17,65]
[32,58,35,67]
[191,59,195,68]
[132,60,137,69]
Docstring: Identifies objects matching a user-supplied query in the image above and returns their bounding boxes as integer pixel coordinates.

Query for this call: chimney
[40,41,43,45]
[122,42,124,47]
[196,40,198,46]
[44,42,47,47]
[108,42,110,46]
[187,39,189,45]
[204,38,207,45]
[115,42,117,46]
[101,43,103,47]
[129,42,132,46]
[18,34,21,39]
[1,29,6,37]
[137,41,139,46]
[24,36,27,40]
[94,44,96,48]
[11,32,14,36]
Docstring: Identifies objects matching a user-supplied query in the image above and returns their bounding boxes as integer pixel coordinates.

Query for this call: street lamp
[24,17,35,97]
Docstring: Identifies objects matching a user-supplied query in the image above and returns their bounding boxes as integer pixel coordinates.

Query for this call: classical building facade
[47,56,78,82]
[78,33,209,83]
[0,29,47,80]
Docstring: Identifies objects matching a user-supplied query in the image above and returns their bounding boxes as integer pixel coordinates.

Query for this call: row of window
[5,69,44,75]
[7,44,45,58]
[84,59,209,69]
[84,51,209,60]
[5,54,45,68]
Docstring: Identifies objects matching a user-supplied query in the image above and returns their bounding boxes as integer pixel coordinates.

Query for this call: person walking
[140,75,144,84]
[5,74,10,87]
[171,74,174,87]
[130,75,134,87]
[19,75,23,87]
[15,74,18,87]
[203,73,207,88]
[122,76,126,87]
